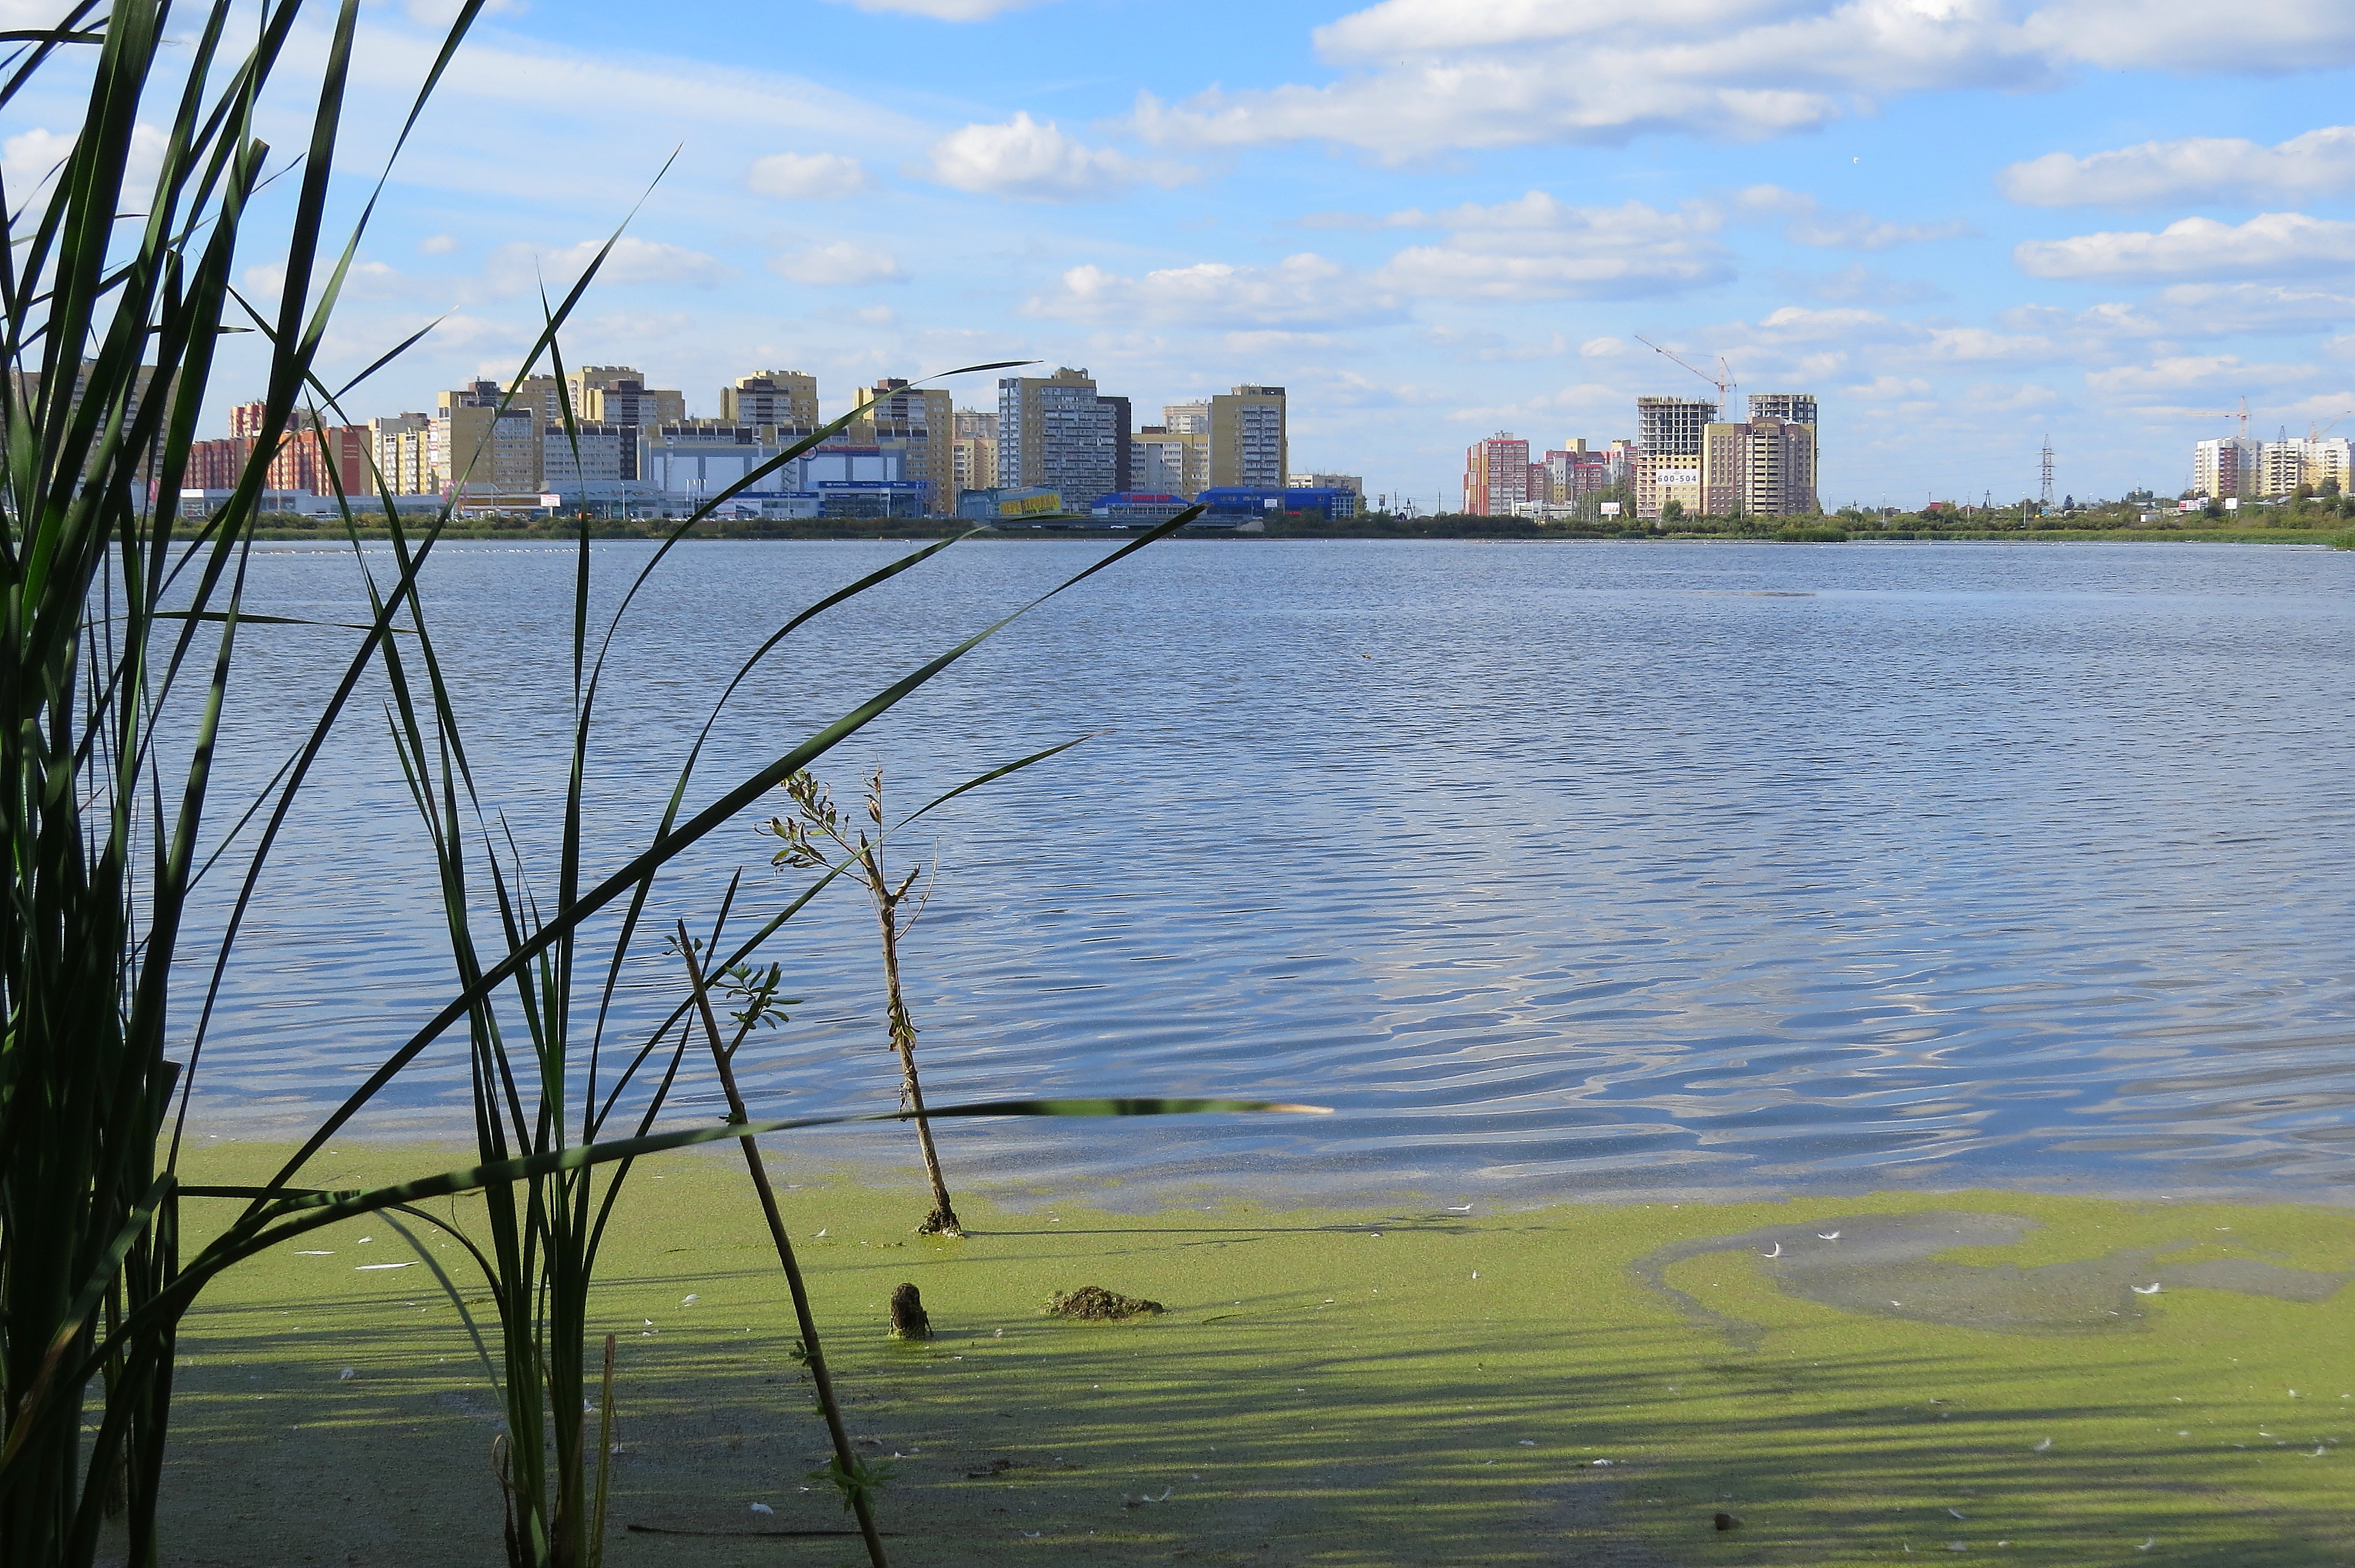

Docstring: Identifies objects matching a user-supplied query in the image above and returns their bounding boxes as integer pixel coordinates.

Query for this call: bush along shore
[166,1139,2355,1567]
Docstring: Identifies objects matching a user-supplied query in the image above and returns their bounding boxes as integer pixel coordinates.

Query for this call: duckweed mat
[154,1140,2355,1566]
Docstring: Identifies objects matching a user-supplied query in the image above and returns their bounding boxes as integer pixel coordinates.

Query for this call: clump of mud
[889,1283,931,1340]
[1045,1286,1164,1321]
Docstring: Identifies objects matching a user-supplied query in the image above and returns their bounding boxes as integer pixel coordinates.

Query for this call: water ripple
[178,539,2355,1201]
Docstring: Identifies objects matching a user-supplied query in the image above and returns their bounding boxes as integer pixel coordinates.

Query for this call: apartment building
[1635,396,1714,519]
[1463,433,1532,514]
[434,381,540,496]
[852,378,955,514]
[997,367,1121,502]
[1210,386,1285,489]
[951,409,997,496]
[722,371,819,428]
[2193,437,2262,499]
[1133,424,1209,494]
[370,413,434,496]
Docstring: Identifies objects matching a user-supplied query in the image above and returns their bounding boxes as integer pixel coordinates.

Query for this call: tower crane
[1635,335,1738,415]
[2183,397,2250,438]
[2309,409,2352,441]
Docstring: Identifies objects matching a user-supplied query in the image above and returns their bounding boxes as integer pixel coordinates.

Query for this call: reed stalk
[0,7,1314,1565]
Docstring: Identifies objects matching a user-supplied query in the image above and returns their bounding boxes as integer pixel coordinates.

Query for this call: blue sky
[12,0,2355,507]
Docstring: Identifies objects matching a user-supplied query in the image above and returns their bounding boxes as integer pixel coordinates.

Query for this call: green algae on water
[161,1142,2355,1567]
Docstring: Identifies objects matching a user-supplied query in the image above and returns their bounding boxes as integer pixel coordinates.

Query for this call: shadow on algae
[148,1141,2355,1568]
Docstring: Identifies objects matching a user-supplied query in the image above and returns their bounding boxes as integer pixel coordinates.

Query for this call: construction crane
[2309,409,2353,441]
[1635,335,1737,414]
[2184,397,2250,438]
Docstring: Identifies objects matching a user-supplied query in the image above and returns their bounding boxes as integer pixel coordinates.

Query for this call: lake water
[185,538,2355,1204]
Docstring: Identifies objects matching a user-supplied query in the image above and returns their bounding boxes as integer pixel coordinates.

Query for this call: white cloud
[747,151,869,200]
[418,233,461,255]
[769,242,905,286]
[2006,283,2355,341]
[1775,262,1944,305]
[4,123,168,202]
[1734,185,1968,250]
[823,0,1042,17]
[1027,253,1400,329]
[1129,0,2355,156]
[2015,212,2355,282]
[2084,353,2321,399]
[1372,192,1733,300]
[489,236,738,291]
[927,113,1190,201]
[2000,126,2355,208]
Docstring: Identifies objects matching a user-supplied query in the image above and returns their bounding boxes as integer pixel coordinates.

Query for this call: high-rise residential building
[541,422,635,491]
[1740,416,1817,516]
[2193,437,2262,499]
[1099,394,1134,492]
[2258,440,2308,498]
[723,371,819,428]
[1742,394,1819,514]
[1463,433,1531,514]
[1541,443,1616,507]
[184,436,253,491]
[1210,385,1285,489]
[1747,392,1819,429]
[950,408,997,496]
[997,367,1121,502]
[217,398,370,495]
[1161,401,1211,434]
[1635,395,1714,519]
[370,413,434,496]
[1700,422,1749,516]
[852,378,955,514]
[571,367,684,430]
[434,381,540,496]
[1133,426,1209,494]
[1698,414,1818,519]
[2203,433,2353,499]
[2303,436,2353,493]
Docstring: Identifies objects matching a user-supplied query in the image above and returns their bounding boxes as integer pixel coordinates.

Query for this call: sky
[10,0,2355,508]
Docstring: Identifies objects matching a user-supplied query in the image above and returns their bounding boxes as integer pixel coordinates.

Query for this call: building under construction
[1635,391,1819,520]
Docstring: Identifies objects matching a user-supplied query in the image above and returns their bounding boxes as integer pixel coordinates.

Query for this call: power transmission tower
[2038,436,2054,509]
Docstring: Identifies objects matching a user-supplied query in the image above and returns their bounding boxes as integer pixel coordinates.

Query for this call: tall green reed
[0,7,1317,1567]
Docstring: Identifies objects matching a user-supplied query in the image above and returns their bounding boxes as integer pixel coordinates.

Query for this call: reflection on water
[183,539,2355,1201]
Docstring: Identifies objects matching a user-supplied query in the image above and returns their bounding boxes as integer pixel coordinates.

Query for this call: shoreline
[156,1139,2355,1566]
[241,525,2355,548]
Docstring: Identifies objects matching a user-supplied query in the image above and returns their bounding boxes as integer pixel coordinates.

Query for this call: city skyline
[13,2,2346,511]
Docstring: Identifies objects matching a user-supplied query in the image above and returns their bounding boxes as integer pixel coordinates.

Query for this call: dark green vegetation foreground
[166,1142,2355,1567]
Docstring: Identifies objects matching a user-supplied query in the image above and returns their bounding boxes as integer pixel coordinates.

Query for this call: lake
[185,537,2355,1204]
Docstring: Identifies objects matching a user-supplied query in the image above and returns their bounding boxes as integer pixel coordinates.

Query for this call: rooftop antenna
[1635,335,1737,414]
[2038,435,2054,509]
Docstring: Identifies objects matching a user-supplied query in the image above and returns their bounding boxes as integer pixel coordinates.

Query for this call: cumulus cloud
[2015,212,2355,281]
[490,236,739,291]
[769,242,905,286]
[4,122,168,200]
[418,233,463,255]
[1026,253,1400,329]
[927,113,1190,201]
[1372,192,1734,300]
[1129,0,2355,156]
[747,151,869,200]
[2000,125,2355,207]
